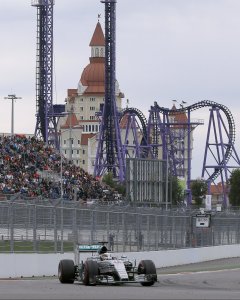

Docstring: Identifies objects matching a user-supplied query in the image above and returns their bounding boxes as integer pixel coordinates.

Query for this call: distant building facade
[58,21,124,173]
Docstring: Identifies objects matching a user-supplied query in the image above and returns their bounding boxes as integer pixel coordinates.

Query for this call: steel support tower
[94,0,125,181]
[32,0,58,147]
[202,105,240,206]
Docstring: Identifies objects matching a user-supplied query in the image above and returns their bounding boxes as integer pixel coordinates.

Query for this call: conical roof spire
[89,21,105,47]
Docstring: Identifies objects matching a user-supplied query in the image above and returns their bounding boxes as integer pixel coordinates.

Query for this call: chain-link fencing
[0,199,240,253]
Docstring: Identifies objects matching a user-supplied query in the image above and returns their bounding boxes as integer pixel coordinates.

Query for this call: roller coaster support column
[94,0,125,181]
[186,108,192,205]
[32,0,58,148]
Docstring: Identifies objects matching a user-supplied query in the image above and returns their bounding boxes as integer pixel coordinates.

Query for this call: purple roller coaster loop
[153,100,240,206]
[202,106,240,207]
[120,108,153,159]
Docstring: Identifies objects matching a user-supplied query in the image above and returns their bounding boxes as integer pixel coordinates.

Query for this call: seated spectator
[0,135,116,202]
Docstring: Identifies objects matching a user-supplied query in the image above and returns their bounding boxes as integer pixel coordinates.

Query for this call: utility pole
[4,94,22,136]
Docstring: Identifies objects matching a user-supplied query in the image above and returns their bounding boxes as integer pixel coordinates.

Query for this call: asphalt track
[1,257,240,299]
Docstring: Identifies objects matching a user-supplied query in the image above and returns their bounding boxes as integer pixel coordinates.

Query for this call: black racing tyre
[137,259,157,286]
[58,259,75,284]
[82,260,99,286]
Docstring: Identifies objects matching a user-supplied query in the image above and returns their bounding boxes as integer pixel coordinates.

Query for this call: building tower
[94,0,125,181]
[31,0,58,147]
[59,20,124,171]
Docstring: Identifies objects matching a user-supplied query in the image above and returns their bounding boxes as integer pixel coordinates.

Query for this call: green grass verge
[0,240,74,253]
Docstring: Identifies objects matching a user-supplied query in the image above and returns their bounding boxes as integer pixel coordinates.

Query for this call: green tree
[229,169,240,206]
[190,178,208,206]
[102,172,114,187]
[102,172,126,196]
[170,176,184,205]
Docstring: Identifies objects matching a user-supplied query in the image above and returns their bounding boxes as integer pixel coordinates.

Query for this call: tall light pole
[4,94,22,136]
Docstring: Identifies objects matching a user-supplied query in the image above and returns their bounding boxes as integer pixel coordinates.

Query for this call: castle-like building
[58,21,124,174]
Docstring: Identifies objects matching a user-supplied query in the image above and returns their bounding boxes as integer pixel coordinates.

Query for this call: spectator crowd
[0,135,116,201]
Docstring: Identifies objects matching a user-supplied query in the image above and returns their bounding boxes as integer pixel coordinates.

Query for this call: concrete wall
[1,244,240,279]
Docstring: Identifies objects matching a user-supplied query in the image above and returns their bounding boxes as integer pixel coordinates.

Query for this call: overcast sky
[1,0,240,179]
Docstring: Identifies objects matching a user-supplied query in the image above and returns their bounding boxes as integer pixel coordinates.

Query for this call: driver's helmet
[98,245,108,255]
[100,253,111,261]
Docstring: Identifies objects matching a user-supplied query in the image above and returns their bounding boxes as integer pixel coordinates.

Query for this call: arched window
[95,48,99,57]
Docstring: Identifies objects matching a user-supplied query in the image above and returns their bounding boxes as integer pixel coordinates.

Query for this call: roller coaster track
[154,100,236,181]
[120,107,148,140]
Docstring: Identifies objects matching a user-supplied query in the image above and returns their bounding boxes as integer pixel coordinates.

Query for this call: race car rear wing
[77,245,102,252]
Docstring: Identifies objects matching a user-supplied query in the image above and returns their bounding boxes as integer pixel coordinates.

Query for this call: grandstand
[0,134,116,202]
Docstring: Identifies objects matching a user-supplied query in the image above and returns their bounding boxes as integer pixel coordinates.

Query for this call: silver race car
[58,244,157,286]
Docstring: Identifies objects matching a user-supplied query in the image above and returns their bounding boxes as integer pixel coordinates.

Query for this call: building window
[90,106,95,111]
[64,150,67,155]
[80,107,83,111]
[78,140,80,144]
[80,116,84,120]
[95,48,99,56]
[100,48,104,57]
[90,116,95,120]
[85,125,88,132]
[89,125,91,132]
[92,125,94,132]
[77,150,79,154]
[82,160,85,165]
[64,140,66,145]
[90,97,95,102]
[83,149,85,155]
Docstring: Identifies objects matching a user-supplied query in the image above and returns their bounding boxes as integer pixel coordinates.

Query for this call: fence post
[91,210,95,244]
[72,207,77,251]
[60,203,64,253]
[53,206,58,253]
[122,212,126,252]
[33,204,37,252]
[9,202,14,253]
[147,215,150,251]
[155,215,158,250]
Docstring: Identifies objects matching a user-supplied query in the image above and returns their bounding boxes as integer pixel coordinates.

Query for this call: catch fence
[0,199,240,253]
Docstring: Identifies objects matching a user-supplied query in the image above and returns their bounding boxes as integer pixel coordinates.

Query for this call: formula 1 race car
[58,243,157,286]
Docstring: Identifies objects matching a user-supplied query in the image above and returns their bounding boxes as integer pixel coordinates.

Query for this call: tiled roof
[120,113,129,129]
[170,104,188,128]
[89,22,105,47]
[210,183,227,195]
[80,62,105,95]
[61,113,79,129]
[67,89,78,98]
[81,133,96,145]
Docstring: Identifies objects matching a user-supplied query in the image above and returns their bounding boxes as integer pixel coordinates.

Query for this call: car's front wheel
[82,260,99,286]
[137,259,157,286]
[58,259,75,284]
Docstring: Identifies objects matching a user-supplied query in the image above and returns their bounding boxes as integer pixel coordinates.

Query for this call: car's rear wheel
[82,260,99,286]
[58,259,75,284]
[137,259,157,286]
